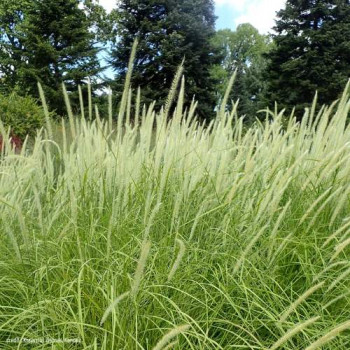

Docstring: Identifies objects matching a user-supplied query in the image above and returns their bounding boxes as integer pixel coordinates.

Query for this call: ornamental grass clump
[0,54,350,348]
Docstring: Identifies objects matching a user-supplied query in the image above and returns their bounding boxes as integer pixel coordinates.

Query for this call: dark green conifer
[265,0,350,115]
[0,0,103,114]
[109,0,220,119]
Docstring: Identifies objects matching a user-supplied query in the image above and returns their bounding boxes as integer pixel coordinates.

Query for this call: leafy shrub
[0,92,47,139]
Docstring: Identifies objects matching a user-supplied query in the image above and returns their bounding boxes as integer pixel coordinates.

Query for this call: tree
[0,0,28,95]
[264,0,350,115]
[109,0,220,119]
[211,24,272,120]
[0,0,103,114]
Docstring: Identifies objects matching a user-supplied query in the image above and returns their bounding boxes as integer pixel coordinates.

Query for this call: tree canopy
[265,0,350,115]
[109,0,220,119]
[1,0,349,121]
[211,23,272,120]
[0,0,104,114]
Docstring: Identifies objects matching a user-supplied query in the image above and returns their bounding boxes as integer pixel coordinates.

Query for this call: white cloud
[98,0,115,13]
[236,0,286,33]
[215,0,286,34]
[215,0,248,12]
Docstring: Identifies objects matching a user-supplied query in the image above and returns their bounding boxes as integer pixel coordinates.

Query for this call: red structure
[0,134,22,153]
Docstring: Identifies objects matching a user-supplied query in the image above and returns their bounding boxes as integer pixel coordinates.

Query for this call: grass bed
[0,79,350,349]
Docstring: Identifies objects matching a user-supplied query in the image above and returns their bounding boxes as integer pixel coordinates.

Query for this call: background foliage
[211,24,272,120]
[0,92,46,138]
[265,0,350,115]
[0,0,349,132]
[109,0,220,118]
[0,0,104,115]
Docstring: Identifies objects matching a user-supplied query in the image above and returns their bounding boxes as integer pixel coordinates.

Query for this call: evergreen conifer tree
[265,0,350,115]
[0,0,103,114]
[109,0,220,119]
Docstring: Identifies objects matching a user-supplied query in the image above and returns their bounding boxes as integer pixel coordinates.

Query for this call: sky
[98,0,286,34]
[215,0,286,34]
